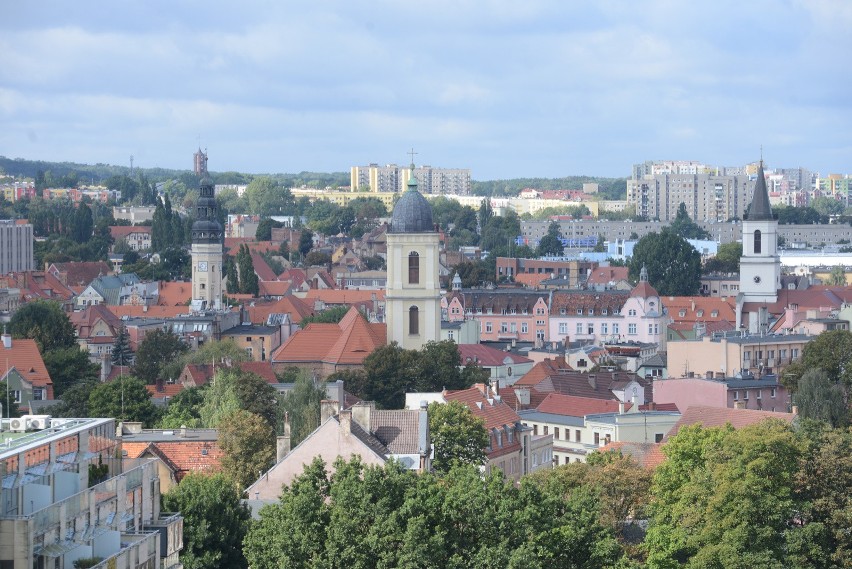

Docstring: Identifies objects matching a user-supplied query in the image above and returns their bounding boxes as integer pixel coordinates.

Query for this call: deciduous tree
[132,328,189,384]
[428,401,488,474]
[629,229,701,296]
[162,473,250,569]
[9,299,77,352]
[87,376,161,426]
[218,409,275,490]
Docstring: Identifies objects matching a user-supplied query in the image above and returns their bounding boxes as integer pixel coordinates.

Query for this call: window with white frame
[521,323,528,334]
[559,323,568,335]
[601,323,608,334]
[612,323,619,335]
[576,323,583,334]
[628,323,637,335]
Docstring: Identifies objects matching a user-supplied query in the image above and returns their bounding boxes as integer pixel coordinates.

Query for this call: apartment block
[0,220,34,274]
[0,417,182,569]
[350,164,471,195]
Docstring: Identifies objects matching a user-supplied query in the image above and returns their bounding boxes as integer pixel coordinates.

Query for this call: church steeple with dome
[385,156,440,350]
[191,155,224,310]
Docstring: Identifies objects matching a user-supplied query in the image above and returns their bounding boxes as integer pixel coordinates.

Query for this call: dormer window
[588,309,594,315]
[602,309,608,315]
[576,309,582,315]
[696,310,704,317]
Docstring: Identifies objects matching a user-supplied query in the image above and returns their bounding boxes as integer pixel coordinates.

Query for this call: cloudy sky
[1,1,850,179]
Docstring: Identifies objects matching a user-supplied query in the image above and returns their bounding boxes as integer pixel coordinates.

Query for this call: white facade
[191,242,224,310]
[385,232,441,350]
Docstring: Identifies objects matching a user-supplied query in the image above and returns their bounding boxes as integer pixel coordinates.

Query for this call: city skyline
[1,1,850,179]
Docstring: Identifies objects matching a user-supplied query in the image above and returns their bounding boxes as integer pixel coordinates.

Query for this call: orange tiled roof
[49,261,112,287]
[157,282,192,306]
[271,306,386,365]
[515,357,572,386]
[0,338,53,397]
[245,295,314,324]
[443,385,521,431]
[106,305,191,319]
[181,361,279,386]
[666,405,795,440]
[109,226,151,240]
[250,252,279,282]
[513,273,551,288]
[600,441,667,469]
[587,266,629,285]
[145,384,185,398]
[259,281,293,297]
[535,393,627,417]
[70,304,122,339]
[123,440,223,480]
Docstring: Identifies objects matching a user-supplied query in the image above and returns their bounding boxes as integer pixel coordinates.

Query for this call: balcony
[145,512,183,559]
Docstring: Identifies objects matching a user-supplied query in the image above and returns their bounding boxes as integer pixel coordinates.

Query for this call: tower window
[409,306,419,335]
[754,230,761,254]
[408,252,420,284]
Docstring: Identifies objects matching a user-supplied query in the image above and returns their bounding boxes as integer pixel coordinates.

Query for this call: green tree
[225,256,239,294]
[158,386,206,428]
[9,299,77,352]
[245,176,295,216]
[162,472,251,569]
[236,244,259,296]
[132,328,189,384]
[703,242,742,274]
[255,217,285,241]
[218,409,276,490]
[428,401,488,474]
[87,376,161,425]
[782,330,852,391]
[279,370,326,447]
[536,222,564,257]
[111,325,134,367]
[72,202,94,243]
[794,368,848,427]
[669,202,710,240]
[303,250,331,267]
[42,347,99,398]
[827,265,846,286]
[298,229,314,257]
[159,339,250,387]
[48,381,98,418]
[629,229,701,296]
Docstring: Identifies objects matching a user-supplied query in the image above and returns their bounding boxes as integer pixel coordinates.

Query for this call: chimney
[320,399,338,424]
[123,421,143,435]
[351,401,374,432]
[339,409,352,435]
[618,401,625,414]
[418,401,429,461]
[513,385,531,406]
[1,334,11,349]
[588,374,597,390]
[180,425,187,437]
[277,413,291,462]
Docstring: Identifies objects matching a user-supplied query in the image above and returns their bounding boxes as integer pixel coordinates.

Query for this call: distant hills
[0,155,627,199]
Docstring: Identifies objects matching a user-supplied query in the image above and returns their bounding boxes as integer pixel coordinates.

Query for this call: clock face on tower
[753,275,761,283]
[198,262,208,272]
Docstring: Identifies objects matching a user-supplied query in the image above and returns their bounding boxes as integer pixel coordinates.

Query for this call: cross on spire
[407,148,418,169]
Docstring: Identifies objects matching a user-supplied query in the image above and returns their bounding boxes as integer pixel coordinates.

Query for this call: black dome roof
[389,177,434,233]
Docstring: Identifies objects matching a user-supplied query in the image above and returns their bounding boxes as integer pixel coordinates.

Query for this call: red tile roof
[302,289,385,305]
[48,261,112,287]
[666,405,796,440]
[272,307,386,366]
[259,281,293,297]
[600,441,667,469]
[443,385,521,430]
[587,266,629,286]
[250,252,279,282]
[70,304,122,339]
[535,393,627,416]
[145,383,185,398]
[0,338,53,398]
[245,295,314,325]
[630,280,659,298]
[122,439,223,481]
[109,226,151,240]
[157,282,192,306]
[457,344,533,367]
[180,361,279,387]
[515,357,572,386]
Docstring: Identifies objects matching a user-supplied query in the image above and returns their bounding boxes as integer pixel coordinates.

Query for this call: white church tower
[736,161,780,330]
[190,158,224,310]
[386,166,441,350]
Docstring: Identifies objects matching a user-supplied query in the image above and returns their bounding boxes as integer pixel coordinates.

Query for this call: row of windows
[559,307,618,316]
[733,388,777,400]
[743,348,799,361]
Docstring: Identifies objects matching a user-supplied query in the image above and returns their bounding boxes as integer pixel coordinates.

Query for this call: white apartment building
[0,417,183,569]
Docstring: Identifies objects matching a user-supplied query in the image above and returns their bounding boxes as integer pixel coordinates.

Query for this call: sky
[1,1,850,180]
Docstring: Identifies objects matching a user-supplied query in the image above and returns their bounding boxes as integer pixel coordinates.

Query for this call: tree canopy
[629,229,701,296]
[162,472,251,569]
[132,328,189,384]
[9,299,77,353]
[87,376,161,426]
[428,401,488,474]
[669,202,711,240]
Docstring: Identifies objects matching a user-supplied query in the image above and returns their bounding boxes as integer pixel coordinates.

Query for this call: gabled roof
[630,280,659,299]
[145,383,185,398]
[109,226,151,240]
[122,432,223,480]
[446,289,550,313]
[662,296,737,323]
[70,304,122,339]
[515,357,573,386]
[180,361,279,387]
[457,344,533,367]
[587,266,630,286]
[250,252,279,282]
[272,307,386,366]
[666,405,795,440]
[535,393,627,417]
[443,385,521,430]
[259,281,293,297]
[0,338,52,394]
[106,305,193,319]
[48,261,112,287]
[245,295,314,325]
[371,409,425,455]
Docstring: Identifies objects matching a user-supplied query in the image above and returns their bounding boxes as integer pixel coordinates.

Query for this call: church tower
[736,161,780,330]
[191,158,224,310]
[386,167,440,350]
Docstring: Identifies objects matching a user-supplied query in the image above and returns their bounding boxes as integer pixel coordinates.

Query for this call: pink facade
[653,376,790,414]
[444,292,549,343]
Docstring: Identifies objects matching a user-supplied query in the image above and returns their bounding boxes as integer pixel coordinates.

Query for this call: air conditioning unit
[50,418,73,429]
[28,415,51,430]
[9,418,27,432]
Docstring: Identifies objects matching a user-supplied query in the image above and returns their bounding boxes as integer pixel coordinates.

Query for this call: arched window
[409,306,419,335]
[408,251,420,284]
[754,230,762,254]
